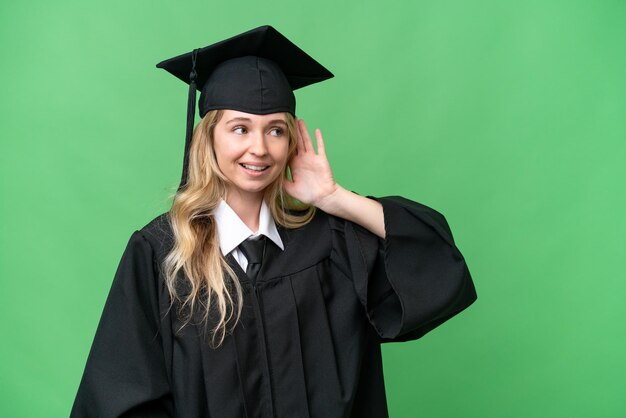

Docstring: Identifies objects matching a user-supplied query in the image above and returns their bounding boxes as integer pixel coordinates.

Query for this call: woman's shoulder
[135,212,175,260]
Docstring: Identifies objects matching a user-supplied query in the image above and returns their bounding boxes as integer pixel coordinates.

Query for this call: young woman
[71,26,477,418]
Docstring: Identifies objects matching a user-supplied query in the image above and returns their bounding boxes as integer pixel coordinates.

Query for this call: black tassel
[178,48,199,192]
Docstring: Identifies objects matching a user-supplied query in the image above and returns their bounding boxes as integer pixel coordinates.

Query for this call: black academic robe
[71,196,477,418]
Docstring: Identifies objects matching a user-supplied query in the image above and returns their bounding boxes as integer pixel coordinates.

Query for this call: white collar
[212,199,284,256]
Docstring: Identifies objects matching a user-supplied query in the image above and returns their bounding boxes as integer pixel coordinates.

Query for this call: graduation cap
[156,25,334,190]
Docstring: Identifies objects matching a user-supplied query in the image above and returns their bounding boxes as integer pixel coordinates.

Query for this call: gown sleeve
[331,196,477,343]
[71,231,174,417]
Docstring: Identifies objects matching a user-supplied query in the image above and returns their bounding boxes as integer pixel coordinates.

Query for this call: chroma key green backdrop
[1,0,625,417]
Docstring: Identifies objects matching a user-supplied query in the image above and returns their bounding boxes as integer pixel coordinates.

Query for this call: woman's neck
[225,191,263,232]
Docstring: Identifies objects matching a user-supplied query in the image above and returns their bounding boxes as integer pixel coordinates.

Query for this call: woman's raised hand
[284,119,339,209]
[285,119,385,237]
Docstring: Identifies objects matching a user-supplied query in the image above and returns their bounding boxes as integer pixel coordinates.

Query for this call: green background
[1,0,625,416]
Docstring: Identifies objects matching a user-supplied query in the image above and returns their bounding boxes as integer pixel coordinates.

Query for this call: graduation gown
[71,196,477,418]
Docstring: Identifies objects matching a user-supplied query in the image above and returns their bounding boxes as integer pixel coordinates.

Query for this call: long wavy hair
[163,109,314,348]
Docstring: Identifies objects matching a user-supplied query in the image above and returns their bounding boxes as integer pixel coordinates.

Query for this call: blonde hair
[163,109,314,347]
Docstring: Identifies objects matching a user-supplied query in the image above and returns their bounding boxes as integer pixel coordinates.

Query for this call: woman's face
[212,109,290,201]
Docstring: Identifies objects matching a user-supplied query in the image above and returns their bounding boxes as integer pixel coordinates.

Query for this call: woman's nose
[249,132,268,156]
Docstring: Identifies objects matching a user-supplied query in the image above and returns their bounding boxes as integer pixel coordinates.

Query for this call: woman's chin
[226,182,272,199]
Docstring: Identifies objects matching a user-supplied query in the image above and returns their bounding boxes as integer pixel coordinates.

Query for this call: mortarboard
[156,25,334,190]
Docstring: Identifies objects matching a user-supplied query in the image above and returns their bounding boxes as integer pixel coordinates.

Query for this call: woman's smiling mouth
[240,163,270,172]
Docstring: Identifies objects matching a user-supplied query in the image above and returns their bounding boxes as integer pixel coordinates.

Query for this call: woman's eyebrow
[267,119,288,126]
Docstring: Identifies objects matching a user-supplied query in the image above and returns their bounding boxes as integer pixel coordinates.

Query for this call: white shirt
[212,199,284,271]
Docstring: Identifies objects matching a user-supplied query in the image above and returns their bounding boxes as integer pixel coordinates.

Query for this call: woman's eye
[233,126,247,135]
[269,127,284,137]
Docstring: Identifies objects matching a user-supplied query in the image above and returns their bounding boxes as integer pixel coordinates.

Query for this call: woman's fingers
[294,119,303,154]
[296,119,305,152]
[298,119,315,153]
[314,128,325,157]
[297,119,326,157]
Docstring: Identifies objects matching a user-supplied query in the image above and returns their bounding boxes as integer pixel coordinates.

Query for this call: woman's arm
[285,120,477,342]
[71,231,173,417]
[284,119,385,238]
